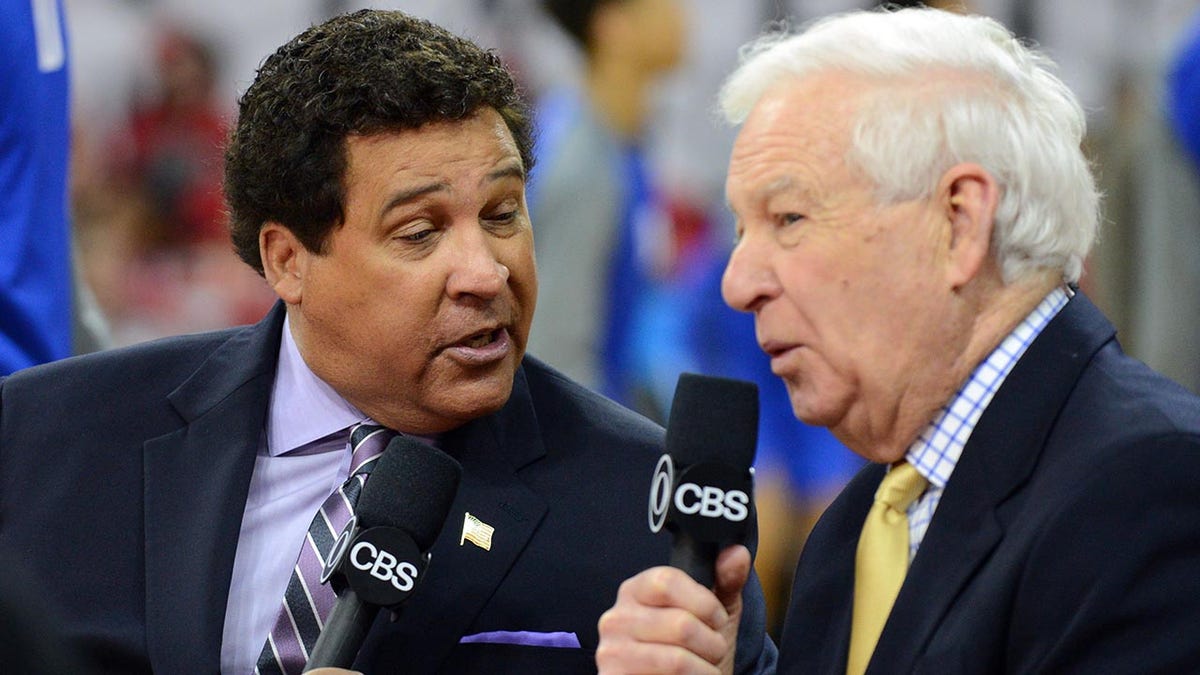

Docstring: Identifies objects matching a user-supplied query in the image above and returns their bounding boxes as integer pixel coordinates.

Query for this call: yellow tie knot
[875,461,928,513]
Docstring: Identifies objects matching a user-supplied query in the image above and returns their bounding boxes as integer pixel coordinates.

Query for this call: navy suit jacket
[0,304,777,674]
[779,293,1200,673]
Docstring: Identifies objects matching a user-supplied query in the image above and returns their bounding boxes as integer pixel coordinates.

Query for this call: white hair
[719,7,1100,284]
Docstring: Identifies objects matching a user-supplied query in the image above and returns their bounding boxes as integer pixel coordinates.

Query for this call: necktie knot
[874,461,928,513]
[349,423,394,476]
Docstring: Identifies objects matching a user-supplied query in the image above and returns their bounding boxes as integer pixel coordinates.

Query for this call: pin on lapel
[460,511,495,551]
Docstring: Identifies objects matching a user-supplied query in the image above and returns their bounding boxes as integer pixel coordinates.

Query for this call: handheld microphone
[306,434,462,670]
[648,373,758,588]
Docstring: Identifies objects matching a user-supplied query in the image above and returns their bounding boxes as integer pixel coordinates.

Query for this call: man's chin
[787,391,839,429]
[432,371,517,425]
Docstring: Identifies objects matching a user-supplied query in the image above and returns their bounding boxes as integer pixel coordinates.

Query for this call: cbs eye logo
[648,454,674,533]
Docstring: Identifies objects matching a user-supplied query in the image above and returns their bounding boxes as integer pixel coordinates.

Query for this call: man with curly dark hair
[224,10,536,280]
[0,9,777,674]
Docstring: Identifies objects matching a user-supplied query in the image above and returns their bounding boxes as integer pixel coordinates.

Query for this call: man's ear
[938,163,1000,289]
[260,222,305,304]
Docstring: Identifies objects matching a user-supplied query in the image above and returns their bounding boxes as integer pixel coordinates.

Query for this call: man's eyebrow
[761,175,796,198]
[378,161,525,217]
[483,161,526,185]
[380,182,448,217]
[725,175,800,213]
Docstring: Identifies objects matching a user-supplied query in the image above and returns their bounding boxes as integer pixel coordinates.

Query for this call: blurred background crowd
[7,0,1200,637]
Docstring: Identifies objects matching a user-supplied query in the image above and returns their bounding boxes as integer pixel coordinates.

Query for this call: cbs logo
[672,483,749,522]
[350,541,420,592]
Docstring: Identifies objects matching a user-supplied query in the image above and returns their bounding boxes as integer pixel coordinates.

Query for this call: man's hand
[596,545,751,675]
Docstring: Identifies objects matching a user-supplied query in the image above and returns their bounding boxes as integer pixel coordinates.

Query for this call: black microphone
[648,373,758,588]
[306,434,462,670]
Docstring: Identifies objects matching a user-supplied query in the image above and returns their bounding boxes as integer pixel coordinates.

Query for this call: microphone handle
[668,530,719,589]
[305,588,381,670]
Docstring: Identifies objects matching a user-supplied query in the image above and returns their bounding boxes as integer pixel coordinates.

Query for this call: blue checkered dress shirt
[903,286,1071,559]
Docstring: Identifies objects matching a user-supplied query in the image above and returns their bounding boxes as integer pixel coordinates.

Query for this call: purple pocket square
[459,630,581,649]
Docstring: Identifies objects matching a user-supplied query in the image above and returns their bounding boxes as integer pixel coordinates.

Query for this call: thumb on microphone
[713,545,751,675]
[714,545,751,616]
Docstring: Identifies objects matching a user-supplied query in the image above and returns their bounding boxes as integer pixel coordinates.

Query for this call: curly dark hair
[224,9,535,274]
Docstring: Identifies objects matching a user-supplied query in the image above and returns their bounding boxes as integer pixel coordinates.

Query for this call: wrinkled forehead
[741,70,874,134]
[724,76,865,198]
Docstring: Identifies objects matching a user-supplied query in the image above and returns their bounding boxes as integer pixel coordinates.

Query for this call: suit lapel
[791,466,878,674]
[143,305,284,672]
[870,294,1116,672]
[364,365,549,672]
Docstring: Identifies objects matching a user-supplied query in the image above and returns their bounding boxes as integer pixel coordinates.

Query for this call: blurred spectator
[528,0,690,417]
[1168,9,1200,173]
[1085,0,1200,395]
[1,0,73,374]
[72,24,275,346]
[110,28,228,247]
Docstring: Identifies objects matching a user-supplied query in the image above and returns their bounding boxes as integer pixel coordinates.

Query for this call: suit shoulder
[1054,344,1200,460]
[521,356,664,448]
[1,327,250,404]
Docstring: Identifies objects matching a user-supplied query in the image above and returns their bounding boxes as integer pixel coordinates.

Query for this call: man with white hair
[596,7,1200,674]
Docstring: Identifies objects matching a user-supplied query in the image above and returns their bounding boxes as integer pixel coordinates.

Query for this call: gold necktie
[847,461,929,675]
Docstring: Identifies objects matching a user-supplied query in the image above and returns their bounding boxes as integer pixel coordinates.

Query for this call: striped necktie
[255,423,394,674]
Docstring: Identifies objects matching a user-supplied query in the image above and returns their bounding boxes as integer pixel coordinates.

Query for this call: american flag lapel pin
[460,511,495,551]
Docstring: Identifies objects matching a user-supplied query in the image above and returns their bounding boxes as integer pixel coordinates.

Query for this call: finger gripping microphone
[306,435,462,670]
[649,373,758,588]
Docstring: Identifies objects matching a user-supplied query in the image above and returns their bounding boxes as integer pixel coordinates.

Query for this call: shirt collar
[266,315,367,457]
[906,286,1071,488]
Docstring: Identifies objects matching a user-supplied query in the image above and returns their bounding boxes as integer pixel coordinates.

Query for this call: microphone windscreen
[356,435,462,549]
[665,373,759,470]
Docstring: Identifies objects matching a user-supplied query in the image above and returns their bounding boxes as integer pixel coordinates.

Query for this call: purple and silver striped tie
[255,423,394,674]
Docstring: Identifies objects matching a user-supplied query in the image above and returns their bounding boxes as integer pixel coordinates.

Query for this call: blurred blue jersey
[0,0,72,374]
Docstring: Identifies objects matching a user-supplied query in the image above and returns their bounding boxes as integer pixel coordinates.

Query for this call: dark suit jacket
[779,293,1200,674]
[0,304,777,674]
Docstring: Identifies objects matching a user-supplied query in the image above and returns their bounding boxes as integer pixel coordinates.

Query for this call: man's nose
[722,235,779,313]
[446,225,508,300]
